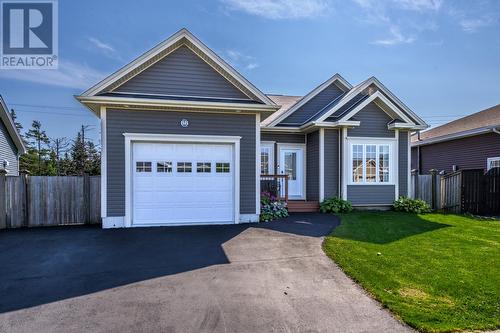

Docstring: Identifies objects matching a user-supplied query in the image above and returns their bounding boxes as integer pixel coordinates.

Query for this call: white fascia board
[338,91,415,125]
[411,126,498,147]
[388,123,427,130]
[268,74,352,127]
[76,96,279,112]
[316,77,428,128]
[0,96,26,154]
[81,29,275,107]
[260,126,302,133]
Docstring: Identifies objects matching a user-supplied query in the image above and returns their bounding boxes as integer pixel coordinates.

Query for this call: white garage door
[132,142,234,225]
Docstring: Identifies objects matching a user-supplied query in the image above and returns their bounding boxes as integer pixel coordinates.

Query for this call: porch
[260,174,319,213]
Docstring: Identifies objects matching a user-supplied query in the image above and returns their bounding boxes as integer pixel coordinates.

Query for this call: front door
[279,145,305,199]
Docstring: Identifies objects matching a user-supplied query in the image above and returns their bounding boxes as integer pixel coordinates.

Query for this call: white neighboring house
[0,96,26,176]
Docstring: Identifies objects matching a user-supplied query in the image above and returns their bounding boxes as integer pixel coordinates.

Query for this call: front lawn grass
[323,212,500,332]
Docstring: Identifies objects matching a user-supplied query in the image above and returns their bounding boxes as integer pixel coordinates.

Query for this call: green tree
[21,120,50,175]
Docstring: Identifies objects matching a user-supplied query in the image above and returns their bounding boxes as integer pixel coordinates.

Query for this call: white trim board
[316,77,428,128]
[80,29,276,107]
[100,106,107,219]
[256,113,261,215]
[319,128,325,201]
[123,133,241,228]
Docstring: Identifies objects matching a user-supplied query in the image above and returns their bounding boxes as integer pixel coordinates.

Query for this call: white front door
[279,145,305,199]
[132,142,234,225]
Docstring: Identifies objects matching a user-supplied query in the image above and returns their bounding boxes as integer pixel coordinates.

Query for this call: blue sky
[1,0,499,143]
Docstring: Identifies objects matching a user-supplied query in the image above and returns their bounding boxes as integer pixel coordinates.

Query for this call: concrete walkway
[0,214,411,332]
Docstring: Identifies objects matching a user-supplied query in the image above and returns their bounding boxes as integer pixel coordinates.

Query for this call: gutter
[411,125,500,147]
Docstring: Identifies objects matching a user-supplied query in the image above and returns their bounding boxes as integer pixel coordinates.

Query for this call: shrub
[320,197,353,214]
[260,191,289,222]
[393,196,431,213]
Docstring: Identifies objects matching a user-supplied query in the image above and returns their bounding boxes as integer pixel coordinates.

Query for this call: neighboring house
[77,29,428,228]
[411,104,500,174]
[0,96,26,176]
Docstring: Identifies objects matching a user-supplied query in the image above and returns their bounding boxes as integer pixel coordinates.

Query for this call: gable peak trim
[80,28,275,106]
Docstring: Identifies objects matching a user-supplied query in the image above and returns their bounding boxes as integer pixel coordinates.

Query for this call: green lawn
[323,212,500,333]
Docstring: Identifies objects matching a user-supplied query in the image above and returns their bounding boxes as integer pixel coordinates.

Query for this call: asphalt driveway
[0,214,410,332]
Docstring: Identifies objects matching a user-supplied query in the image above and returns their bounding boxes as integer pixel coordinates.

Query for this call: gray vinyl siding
[0,119,19,176]
[306,131,319,201]
[280,83,344,125]
[324,129,339,198]
[398,131,409,197]
[106,110,256,217]
[347,185,395,205]
[114,46,250,100]
[261,132,306,174]
[347,102,394,138]
[261,132,305,144]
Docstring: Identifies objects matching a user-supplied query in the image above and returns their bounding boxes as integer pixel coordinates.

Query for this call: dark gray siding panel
[115,46,250,100]
[306,131,319,201]
[399,131,409,197]
[324,129,339,198]
[106,110,256,216]
[347,185,395,205]
[280,83,344,125]
[347,102,394,138]
[416,133,500,174]
[261,132,305,144]
[411,146,418,170]
[0,119,19,176]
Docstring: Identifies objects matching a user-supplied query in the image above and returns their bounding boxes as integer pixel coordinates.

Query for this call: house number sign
[180,119,189,127]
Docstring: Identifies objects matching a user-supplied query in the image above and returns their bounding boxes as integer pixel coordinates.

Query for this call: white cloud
[394,0,443,12]
[0,61,108,90]
[88,37,115,53]
[221,0,331,19]
[372,26,415,45]
[224,50,260,70]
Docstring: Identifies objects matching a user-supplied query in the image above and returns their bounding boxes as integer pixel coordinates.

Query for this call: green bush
[320,197,353,214]
[393,196,431,213]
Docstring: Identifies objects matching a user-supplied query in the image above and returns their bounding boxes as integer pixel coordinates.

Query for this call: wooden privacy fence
[412,168,500,215]
[410,170,442,209]
[0,174,100,229]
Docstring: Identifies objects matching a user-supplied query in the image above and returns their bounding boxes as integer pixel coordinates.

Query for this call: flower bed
[260,191,288,222]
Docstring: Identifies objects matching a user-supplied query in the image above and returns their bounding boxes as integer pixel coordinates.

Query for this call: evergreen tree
[22,120,50,175]
[70,132,87,175]
[9,109,23,133]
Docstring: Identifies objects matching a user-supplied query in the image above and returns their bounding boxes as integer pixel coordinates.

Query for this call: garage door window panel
[177,162,192,173]
[157,161,173,173]
[197,162,212,173]
[136,161,152,172]
[216,162,231,173]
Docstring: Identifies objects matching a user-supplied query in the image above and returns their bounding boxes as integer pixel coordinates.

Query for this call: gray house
[77,29,428,228]
[0,96,26,176]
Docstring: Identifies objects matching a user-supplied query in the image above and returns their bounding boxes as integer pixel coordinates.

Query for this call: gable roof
[416,104,500,141]
[411,104,500,145]
[0,96,26,154]
[315,77,428,129]
[263,74,352,127]
[78,28,277,113]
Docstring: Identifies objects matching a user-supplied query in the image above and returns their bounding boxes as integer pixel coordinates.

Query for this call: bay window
[349,140,394,184]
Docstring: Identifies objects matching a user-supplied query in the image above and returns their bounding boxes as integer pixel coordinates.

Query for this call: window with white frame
[487,157,500,170]
[349,141,394,184]
[157,161,173,173]
[260,143,274,175]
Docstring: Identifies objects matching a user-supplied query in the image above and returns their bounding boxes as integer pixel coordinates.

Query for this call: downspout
[493,127,500,135]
